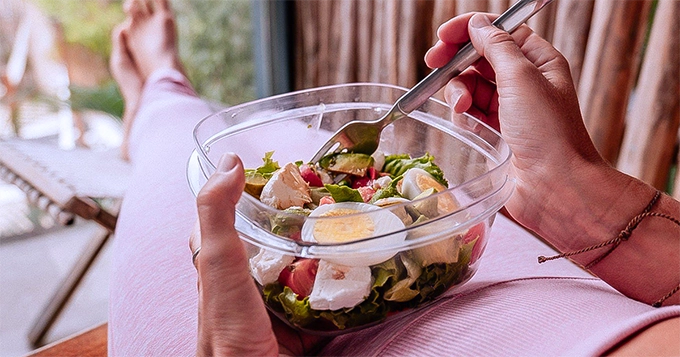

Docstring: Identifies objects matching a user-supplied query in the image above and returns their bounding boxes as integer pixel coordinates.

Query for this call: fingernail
[449,89,463,109]
[470,14,491,28]
[217,153,238,171]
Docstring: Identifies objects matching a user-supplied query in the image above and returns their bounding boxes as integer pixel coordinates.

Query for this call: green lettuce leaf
[383,153,448,186]
[324,184,364,202]
[245,151,280,179]
[269,207,311,239]
[384,254,422,302]
[369,175,403,203]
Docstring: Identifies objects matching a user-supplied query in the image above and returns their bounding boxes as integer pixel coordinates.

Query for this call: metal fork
[309,0,555,163]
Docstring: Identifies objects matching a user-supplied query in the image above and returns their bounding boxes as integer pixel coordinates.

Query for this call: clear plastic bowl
[188,83,514,335]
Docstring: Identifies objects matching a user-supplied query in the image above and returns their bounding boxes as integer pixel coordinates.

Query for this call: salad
[243,151,485,332]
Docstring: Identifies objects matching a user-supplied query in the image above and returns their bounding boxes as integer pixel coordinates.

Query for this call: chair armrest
[24,323,107,357]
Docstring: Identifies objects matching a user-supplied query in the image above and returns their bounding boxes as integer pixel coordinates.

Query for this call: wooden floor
[0,206,110,357]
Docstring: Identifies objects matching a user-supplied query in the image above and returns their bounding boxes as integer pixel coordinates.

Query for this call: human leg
[108,0,212,355]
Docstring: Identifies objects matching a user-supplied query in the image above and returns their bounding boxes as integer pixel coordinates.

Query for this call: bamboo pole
[293,1,305,90]
[383,0,399,85]
[487,0,509,14]
[527,0,557,42]
[551,0,595,87]
[332,0,357,84]
[297,1,319,89]
[577,0,651,164]
[398,0,418,87]
[356,0,373,82]
[617,0,680,191]
[415,0,435,80]
[317,0,333,86]
[432,0,457,38]
[370,0,385,83]
[455,0,488,15]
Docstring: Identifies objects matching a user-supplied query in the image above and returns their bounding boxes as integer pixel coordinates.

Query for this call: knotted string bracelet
[538,191,680,307]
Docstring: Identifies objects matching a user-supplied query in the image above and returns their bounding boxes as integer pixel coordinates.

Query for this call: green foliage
[33,0,124,58]
[172,0,256,105]
[35,0,256,109]
[69,81,124,119]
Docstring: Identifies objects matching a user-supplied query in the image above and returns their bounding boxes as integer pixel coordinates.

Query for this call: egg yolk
[313,208,375,243]
[416,174,458,213]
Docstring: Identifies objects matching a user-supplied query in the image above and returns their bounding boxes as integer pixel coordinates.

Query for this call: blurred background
[0,0,678,355]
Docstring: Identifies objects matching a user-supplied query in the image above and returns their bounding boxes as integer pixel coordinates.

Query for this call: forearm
[531,161,680,306]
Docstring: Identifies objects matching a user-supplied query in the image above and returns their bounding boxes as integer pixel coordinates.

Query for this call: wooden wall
[292,0,680,198]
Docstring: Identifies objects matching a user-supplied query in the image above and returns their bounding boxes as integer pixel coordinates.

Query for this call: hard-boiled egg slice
[372,197,414,226]
[400,168,459,214]
[301,202,407,266]
[249,249,295,286]
[308,260,372,310]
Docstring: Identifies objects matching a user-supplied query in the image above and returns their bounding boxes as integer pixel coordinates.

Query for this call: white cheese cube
[249,249,294,286]
[260,162,312,209]
[308,260,372,310]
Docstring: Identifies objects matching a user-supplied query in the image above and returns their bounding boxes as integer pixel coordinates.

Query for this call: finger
[444,68,497,114]
[425,13,478,68]
[189,220,201,269]
[195,153,277,355]
[467,14,555,93]
[515,31,573,91]
[196,153,246,277]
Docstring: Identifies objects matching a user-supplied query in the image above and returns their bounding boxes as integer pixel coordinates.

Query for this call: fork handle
[394,0,554,115]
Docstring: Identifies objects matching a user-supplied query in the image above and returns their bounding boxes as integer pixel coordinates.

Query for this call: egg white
[400,168,459,214]
[301,202,407,266]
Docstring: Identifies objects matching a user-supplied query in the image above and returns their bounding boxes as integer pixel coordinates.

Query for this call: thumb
[196,153,247,276]
[467,13,538,84]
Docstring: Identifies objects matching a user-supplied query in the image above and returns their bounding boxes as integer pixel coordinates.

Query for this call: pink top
[109,69,680,356]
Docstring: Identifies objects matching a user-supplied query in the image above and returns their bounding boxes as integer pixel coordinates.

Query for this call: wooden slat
[455,0,488,15]
[527,0,557,42]
[415,0,436,81]
[370,0,385,83]
[398,0,418,87]
[293,1,305,90]
[577,0,652,164]
[332,0,357,84]
[356,0,374,82]
[380,0,399,85]
[317,0,333,86]
[551,0,595,87]
[297,0,318,89]
[488,0,509,14]
[432,0,457,40]
[26,323,107,357]
[617,0,680,191]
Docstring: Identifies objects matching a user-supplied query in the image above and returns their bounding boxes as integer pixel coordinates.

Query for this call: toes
[153,0,171,13]
[124,0,150,18]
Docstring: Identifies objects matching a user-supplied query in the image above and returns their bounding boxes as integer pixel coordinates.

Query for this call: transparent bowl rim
[192,82,514,256]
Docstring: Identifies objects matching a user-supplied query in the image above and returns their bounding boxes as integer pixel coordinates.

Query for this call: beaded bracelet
[538,191,680,307]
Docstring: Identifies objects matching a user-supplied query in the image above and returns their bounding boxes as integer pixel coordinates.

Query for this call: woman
[109,0,679,355]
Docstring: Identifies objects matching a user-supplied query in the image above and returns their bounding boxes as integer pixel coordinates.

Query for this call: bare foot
[123,0,184,80]
[110,21,143,161]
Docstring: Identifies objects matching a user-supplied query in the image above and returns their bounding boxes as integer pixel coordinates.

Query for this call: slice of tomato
[299,164,324,187]
[278,258,319,298]
[464,223,486,264]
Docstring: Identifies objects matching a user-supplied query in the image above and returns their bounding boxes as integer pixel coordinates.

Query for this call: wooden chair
[0,139,130,347]
[24,323,107,357]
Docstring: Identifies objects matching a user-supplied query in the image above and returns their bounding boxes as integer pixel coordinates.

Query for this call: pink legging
[110,69,680,356]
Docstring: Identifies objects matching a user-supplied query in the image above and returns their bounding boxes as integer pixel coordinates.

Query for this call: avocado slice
[318,153,374,176]
[244,172,269,198]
